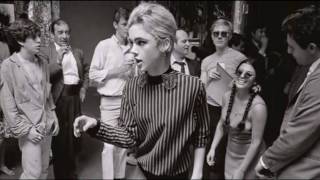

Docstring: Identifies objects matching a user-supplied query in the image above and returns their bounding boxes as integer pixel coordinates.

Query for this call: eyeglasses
[236,69,255,79]
[212,31,229,38]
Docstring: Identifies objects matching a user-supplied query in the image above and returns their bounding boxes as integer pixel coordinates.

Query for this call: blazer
[262,63,320,179]
[0,53,57,138]
[186,57,201,77]
[41,42,89,103]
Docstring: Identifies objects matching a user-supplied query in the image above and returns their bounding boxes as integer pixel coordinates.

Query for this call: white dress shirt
[54,43,79,85]
[89,35,130,96]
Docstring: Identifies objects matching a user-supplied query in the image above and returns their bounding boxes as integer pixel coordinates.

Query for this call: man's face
[287,34,312,66]
[174,30,190,57]
[21,35,41,55]
[114,17,128,40]
[212,25,231,49]
[252,27,266,43]
[53,23,70,46]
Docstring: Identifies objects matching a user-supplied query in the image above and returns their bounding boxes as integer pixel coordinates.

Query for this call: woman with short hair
[74,2,210,179]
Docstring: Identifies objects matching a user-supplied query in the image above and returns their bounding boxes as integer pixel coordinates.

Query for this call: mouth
[236,78,248,85]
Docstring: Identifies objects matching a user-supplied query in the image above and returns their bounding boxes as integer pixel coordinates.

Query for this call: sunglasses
[212,31,229,38]
[236,69,255,79]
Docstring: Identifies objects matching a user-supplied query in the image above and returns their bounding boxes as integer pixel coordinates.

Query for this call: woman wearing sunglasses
[201,18,247,179]
[207,59,267,179]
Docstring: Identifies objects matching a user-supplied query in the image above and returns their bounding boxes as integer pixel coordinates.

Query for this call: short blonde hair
[210,18,233,33]
[128,2,177,51]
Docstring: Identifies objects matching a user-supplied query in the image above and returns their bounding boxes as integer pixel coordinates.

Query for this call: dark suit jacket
[186,57,201,77]
[262,62,320,179]
[40,42,89,103]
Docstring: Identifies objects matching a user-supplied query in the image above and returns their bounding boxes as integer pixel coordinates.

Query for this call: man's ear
[308,43,318,54]
[113,21,118,30]
[159,38,172,53]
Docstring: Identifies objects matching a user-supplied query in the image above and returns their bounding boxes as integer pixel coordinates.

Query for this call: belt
[62,84,80,96]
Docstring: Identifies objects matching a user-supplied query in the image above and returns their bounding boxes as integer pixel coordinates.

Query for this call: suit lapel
[11,54,40,93]
[10,54,44,107]
[71,48,83,80]
[186,58,194,76]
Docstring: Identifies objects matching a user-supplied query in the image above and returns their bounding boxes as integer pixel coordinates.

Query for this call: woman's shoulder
[250,95,267,112]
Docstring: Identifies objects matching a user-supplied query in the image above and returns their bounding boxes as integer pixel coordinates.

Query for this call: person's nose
[35,36,41,43]
[185,40,190,47]
[129,44,138,57]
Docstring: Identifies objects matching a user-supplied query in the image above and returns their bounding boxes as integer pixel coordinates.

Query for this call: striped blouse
[88,69,210,176]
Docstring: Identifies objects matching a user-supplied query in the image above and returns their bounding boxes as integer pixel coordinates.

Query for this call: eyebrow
[129,37,148,42]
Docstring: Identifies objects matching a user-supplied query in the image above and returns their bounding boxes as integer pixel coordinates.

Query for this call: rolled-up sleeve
[89,41,109,84]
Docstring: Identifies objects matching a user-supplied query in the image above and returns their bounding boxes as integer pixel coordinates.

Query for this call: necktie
[175,61,186,74]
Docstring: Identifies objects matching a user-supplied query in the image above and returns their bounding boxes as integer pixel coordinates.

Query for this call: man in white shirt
[171,29,201,77]
[41,19,89,179]
[89,7,133,179]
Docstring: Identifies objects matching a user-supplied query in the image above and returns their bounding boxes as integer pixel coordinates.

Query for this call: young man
[41,19,89,179]
[0,18,59,179]
[171,29,201,77]
[89,7,132,179]
[256,5,320,179]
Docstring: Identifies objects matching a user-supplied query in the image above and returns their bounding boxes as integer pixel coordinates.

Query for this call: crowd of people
[0,1,320,179]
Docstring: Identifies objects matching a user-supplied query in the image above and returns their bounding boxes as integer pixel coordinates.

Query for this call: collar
[252,39,260,49]
[137,67,178,90]
[9,52,42,66]
[170,55,187,65]
[54,42,61,51]
[112,34,130,53]
[308,57,320,76]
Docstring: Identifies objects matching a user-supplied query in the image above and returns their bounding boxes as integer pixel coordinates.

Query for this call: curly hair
[8,18,40,44]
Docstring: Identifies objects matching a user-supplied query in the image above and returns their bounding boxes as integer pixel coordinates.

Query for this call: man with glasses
[171,29,201,77]
[200,18,246,179]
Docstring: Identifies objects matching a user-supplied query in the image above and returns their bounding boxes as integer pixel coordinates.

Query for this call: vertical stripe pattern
[91,71,210,176]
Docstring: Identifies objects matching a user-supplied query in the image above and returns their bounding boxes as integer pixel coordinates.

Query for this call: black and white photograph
[0,1,320,179]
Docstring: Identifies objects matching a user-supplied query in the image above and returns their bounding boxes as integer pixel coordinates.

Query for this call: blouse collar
[137,67,178,90]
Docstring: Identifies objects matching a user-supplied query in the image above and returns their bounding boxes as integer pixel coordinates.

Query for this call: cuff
[87,120,101,136]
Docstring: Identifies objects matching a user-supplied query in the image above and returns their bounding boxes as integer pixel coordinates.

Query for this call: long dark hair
[223,60,259,131]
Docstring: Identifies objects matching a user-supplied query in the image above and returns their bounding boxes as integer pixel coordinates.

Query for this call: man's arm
[262,78,320,172]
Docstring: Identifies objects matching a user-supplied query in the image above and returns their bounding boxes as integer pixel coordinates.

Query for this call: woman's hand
[73,115,98,137]
[232,169,245,179]
[206,149,216,166]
